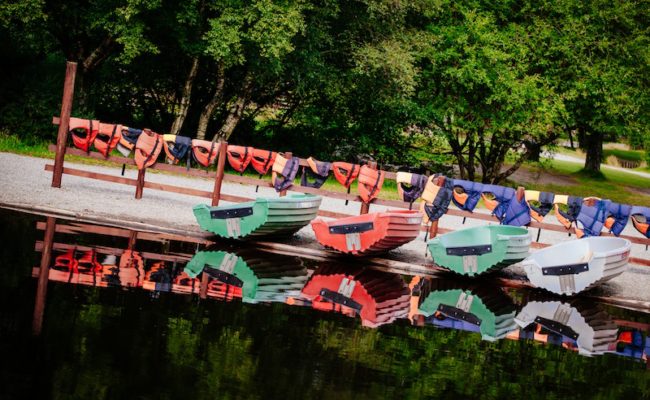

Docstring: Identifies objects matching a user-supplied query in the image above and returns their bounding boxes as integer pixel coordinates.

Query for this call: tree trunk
[580,128,603,173]
[196,64,225,140]
[212,95,248,141]
[170,57,199,135]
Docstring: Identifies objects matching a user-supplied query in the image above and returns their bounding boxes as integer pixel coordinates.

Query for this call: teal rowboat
[193,194,322,239]
[185,250,308,303]
[427,225,531,276]
[417,278,517,341]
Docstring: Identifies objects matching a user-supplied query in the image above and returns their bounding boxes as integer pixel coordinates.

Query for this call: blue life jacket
[451,180,483,211]
[423,178,453,222]
[122,127,142,145]
[555,196,583,229]
[529,191,555,221]
[399,173,427,204]
[605,202,632,236]
[575,199,608,237]
[274,156,300,192]
[301,158,331,189]
[482,185,531,227]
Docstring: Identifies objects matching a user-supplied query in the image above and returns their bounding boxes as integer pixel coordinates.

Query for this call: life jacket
[134,128,162,170]
[574,198,608,238]
[69,117,99,152]
[117,127,142,156]
[94,122,122,157]
[603,202,632,236]
[77,249,103,273]
[525,190,555,223]
[481,185,531,227]
[554,195,583,229]
[227,145,253,173]
[451,180,483,212]
[357,165,385,203]
[162,134,192,165]
[396,172,427,204]
[53,249,78,274]
[332,162,360,189]
[421,175,453,222]
[630,206,650,238]
[250,148,277,175]
[191,139,218,167]
[301,157,331,188]
[118,250,145,287]
[272,154,300,192]
[144,262,172,292]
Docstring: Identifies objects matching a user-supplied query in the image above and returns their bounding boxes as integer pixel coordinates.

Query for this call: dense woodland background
[1,0,648,183]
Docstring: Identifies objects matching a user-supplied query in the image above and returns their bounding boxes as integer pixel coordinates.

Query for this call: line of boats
[193,194,633,296]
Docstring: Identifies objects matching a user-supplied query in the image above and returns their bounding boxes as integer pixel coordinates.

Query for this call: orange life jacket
[250,148,277,175]
[191,139,218,167]
[118,250,145,287]
[69,117,99,152]
[77,249,103,273]
[227,145,253,173]
[94,122,123,157]
[357,165,385,203]
[134,128,162,170]
[53,249,78,273]
[332,162,360,188]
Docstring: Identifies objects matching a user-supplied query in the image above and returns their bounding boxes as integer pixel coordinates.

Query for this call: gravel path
[1,152,649,302]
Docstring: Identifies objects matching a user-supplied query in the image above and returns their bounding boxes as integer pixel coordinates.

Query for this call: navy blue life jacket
[482,185,531,227]
[301,157,331,188]
[630,206,650,238]
[451,180,483,212]
[575,199,608,237]
[397,172,427,204]
[605,202,632,236]
[122,127,142,145]
[423,178,453,222]
[555,196,583,229]
[529,191,555,222]
[273,156,300,192]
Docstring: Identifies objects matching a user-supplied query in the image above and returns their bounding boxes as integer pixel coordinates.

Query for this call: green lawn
[603,148,645,162]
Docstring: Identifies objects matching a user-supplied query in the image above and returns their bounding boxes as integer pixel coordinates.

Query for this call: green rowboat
[193,194,322,239]
[427,225,531,276]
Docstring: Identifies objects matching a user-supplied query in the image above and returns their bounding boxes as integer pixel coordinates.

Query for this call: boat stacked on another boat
[193,194,322,239]
[427,225,531,276]
[310,210,422,255]
[522,237,631,295]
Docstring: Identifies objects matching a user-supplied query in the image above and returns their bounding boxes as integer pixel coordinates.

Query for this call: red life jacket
[332,162,360,188]
[358,165,385,203]
[69,117,99,152]
[250,148,277,175]
[134,128,162,170]
[93,122,123,157]
[54,249,78,273]
[77,249,103,273]
[227,145,253,173]
[192,139,218,167]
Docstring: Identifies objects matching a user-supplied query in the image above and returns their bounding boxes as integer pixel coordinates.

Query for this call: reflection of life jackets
[525,191,555,223]
[134,129,162,170]
[144,262,172,292]
[162,134,192,165]
[94,122,122,157]
[192,139,218,167]
[226,145,253,173]
[77,249,103,273]
[118,250,145,287]
[396,172,427,204]
[69,117,99,152]
[554,195,583,229]
[250,148,277,175]
[172,271,200,294]
[272,154,300,192]
[53,249,78,274]
[332,162,360,189]
[421,176,453,222]
[481,185,531,227]
[451,180,483,211]
[574,199,608,238]
[301,157,331,188]
[603,202,632,236]
[118,127,142,156]
[630,206,650,238]
[358,165,385,203]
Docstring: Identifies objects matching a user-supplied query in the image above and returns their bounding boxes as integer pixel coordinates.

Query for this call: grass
[603,148,645,162]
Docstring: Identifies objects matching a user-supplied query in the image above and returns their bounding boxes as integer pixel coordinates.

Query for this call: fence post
[135,169,146,199]
[427,175,446,239]
[200,271,209,299]
[211,140,228,206]
[51,62,77,188]
[359,161,377,215]
[279,151,292,197]
[33,216,56,335]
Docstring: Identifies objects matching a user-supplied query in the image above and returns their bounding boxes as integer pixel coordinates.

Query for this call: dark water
[1,208,649,400]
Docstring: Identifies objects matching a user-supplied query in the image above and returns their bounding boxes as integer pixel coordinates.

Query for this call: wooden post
[33,216,56,335]
[279,151,292,197]
[199,271,209,299]
[135,168,145,199]
[211,140,228,206]
[127,231,138,250]
[51,62,77,188]
[359,161,377,215]
[427,175,446,240]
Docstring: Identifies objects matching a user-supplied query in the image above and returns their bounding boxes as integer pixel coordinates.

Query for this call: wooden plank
[279,152,292,197]
[51,62,77,188]
[35,241,195,263]
[211,140,228,206]
[135,168,145,199]
[33,216,56,335]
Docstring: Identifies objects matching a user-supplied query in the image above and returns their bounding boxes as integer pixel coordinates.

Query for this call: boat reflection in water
[301,264,410,328]
[410,276,517,341]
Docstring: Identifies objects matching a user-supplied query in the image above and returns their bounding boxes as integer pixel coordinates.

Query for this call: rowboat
[310,210,422,255]
[415,278,517,341]
[193,194,322,239]
[522,237,631,295]
[427,225,531,276]
[514,299,618,356]
[301,264,410,328]
[184,250,308,303]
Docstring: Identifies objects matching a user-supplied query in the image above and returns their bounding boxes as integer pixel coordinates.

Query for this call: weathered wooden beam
[32,216,56,335]
[51,62,77,188]
[211,140,228,206]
